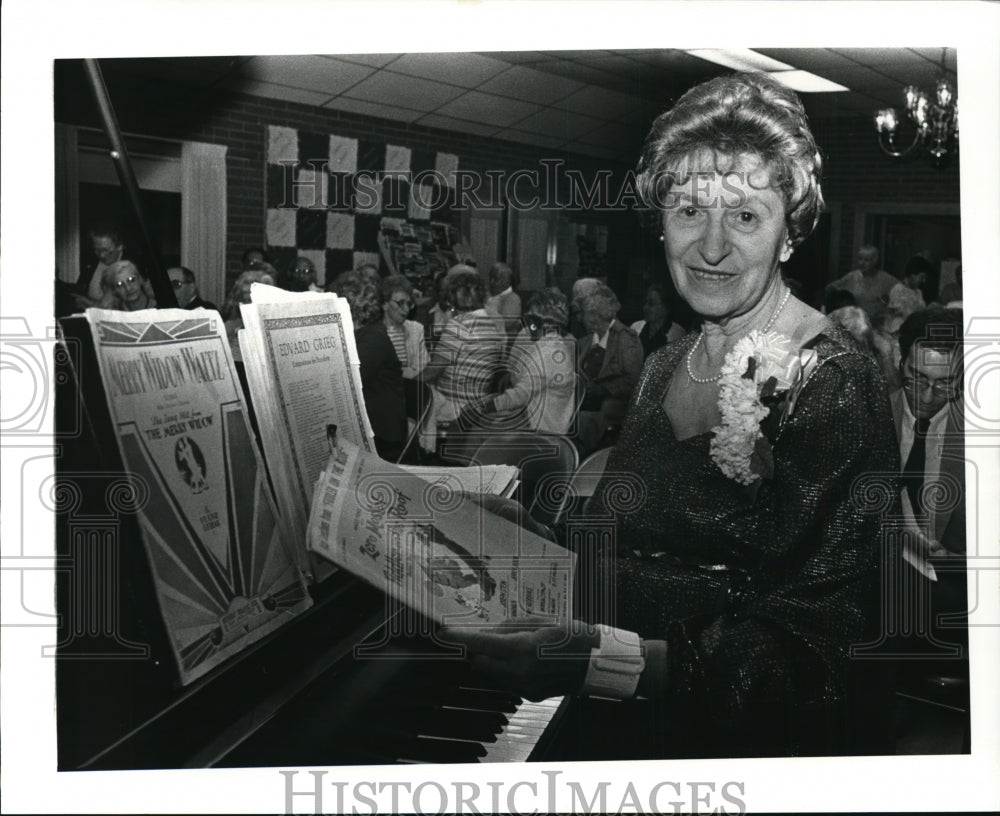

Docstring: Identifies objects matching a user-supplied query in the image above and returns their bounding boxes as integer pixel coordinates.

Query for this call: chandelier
[874,49,958,162]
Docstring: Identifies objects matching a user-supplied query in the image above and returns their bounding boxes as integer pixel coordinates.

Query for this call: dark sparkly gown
[582,324,899,757]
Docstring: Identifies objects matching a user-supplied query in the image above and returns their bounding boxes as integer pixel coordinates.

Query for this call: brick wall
[55,60,633,292]
[55,61,961,294]
[816,117,961,272]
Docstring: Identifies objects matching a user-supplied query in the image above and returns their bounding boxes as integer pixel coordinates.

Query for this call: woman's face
[642,290,667,324]
[93,235,123,266]
[581,304,612,336]
[384,289,412,326]
[661,155,791,324]
[113,266,142,303]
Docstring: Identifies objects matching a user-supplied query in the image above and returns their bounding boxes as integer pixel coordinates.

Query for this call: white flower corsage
[710,330,814,487]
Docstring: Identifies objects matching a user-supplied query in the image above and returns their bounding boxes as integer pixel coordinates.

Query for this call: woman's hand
[440,617,599,702]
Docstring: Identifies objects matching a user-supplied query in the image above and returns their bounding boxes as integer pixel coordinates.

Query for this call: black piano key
[368,729,489,763]
[374,704,506,741]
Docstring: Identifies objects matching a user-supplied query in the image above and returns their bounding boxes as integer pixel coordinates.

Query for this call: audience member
[278,257,322,293]
[629,283,685,358]
[381,275,429,379]
[168,266,218,312]
[888,255,930,318]
[222,266,276,360]
[574,282,643,457]
[484,262,522,337]
[84,224,127,304]
[569,277,602,338]
[335,272,408,461]
[460,287,577,435]
[872,308,905,389]
[99,260,157,311]
[419,270,505,452]
[241,247,270,269]
[937,263,963,308]
[890,308,967,658]
[828,306,877,355]
[825,244,898,320]
[823,287,857,315]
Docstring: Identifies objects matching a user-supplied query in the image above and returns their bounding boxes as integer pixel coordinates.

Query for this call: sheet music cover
[238,284,375,580]
[85,307,312,685]
[309,437,574,624]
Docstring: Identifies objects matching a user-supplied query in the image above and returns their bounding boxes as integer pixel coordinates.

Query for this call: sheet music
[239,284,375,578]
[85,307,312,685]
[309,438,574,625]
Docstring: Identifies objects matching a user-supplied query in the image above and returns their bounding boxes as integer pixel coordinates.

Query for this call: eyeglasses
[115,276,138,288]
[902,376,960,399]
[390,298,413,308]
[170,279,191,289]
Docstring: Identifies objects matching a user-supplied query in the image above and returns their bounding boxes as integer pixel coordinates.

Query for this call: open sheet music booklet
[67,289,569,681]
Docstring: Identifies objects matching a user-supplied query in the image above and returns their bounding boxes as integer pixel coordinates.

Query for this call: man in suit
[168,266,219,312]
[890,308,966,659]
[574,282,643,457]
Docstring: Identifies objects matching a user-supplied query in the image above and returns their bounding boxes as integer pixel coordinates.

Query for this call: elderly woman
[460,287,577,435]
[221,265,276,361]
[380,274,429,379]
[484,261,522,337]
[98,260,157,311]
[418,269,505,452]
[629,282,686,358]
[447,73,898,758]
[575,282,644,456]
[333,272,407,461]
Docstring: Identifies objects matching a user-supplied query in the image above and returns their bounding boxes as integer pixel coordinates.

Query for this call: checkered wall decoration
[266,125,460,286]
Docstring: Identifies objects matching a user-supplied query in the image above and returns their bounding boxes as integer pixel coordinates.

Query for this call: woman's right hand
[440,617,598,702]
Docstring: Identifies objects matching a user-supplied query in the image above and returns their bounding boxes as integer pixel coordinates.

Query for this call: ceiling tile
[574,120,639,148]
[322,53,401,68]
[413,113,501,137]
[476,65,585,105]
[554,85,642,118]
[528,58,625,88]
[218,77,333,107]
[434,91,543,128]
[343,71,465,110]
[476,51,549,65]
[512,107,605,140]
[239,55,375,94]
[492,129,567,149]
[385,52,510,88]
[830,47,931,69]
[323,96,425,123]
[561,142,622,161]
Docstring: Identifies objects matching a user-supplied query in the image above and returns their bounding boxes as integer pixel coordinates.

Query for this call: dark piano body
[54,333,668,770]
[53,341,583,772]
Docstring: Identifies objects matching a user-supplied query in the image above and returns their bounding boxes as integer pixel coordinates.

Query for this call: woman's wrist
[578,625,646,700]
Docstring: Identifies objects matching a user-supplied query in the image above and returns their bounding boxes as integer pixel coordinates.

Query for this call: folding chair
[469,432,579,527]
[549,446,613,527]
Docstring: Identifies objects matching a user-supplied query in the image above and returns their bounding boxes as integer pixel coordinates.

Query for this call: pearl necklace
[685,286,792,384]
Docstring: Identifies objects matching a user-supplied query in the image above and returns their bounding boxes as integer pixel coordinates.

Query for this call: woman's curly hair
[636,72,824,248]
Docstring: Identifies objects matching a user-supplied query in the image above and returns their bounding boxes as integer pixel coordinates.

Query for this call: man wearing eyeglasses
[890,307,966,662]
[167,266,218,312]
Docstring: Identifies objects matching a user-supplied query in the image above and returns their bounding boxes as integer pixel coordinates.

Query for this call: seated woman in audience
[418,270,505,453]
[335,272,407,461]
[447,71,898,759]
[98,260,157,311]
[872,307,905,389]
[459,287,577,435]
[629,283,685,358]
[278,256,322,293]
[574,282,644,456]
[484,262,522,338]
[888,255,930,318]
[381,275,429,379]
[221,266,276,360]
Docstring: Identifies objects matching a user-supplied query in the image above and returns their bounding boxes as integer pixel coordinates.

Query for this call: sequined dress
[585,324,899,756]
